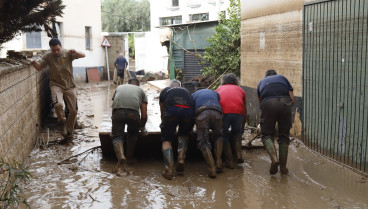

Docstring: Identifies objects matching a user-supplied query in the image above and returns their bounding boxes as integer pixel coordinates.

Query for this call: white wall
[56,0,104,68]
[134,32,168,73]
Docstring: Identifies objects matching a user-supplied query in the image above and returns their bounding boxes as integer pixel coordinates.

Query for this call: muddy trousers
[260,97,292,175]
[222,113,242,167]
[50,86,77,134]
[111,108,140,163]
[195,110,223,173]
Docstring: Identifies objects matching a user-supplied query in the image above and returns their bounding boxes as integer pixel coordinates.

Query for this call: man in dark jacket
[159,79,195,180]
[192,88,223,178]
[257,69,294,175]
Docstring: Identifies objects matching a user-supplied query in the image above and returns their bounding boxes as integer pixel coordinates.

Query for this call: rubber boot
[201,147,216,178]
[59,119,67,137]
[162,148,174,180]
[223,141,234,169]
[176,136,188,173]
[232,134,244,164]
[126,139,137,165]
[279,142,289,175]
[112,139,126,176]
[263,138,280,175]
[214,139,223,173]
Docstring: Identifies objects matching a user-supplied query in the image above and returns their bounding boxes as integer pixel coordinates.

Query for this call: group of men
[112,71,294,180]
[31,38,295,179]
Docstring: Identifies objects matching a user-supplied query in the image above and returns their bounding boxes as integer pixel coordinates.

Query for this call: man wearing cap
[257,69,294,175]
[30,38,85,143]
[111,78,148,175]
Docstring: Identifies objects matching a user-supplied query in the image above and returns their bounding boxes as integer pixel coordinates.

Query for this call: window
[26,31,42,49]
[160,16,182,26]
[189,13,209,22]
[85,26,92,50]
[172,0,179,6]
[26,24,42,48]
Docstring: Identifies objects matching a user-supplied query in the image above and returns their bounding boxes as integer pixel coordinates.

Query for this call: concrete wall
[0,63,51,163]
[240,0,315,136]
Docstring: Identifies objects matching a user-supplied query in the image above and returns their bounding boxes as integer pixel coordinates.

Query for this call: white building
[0,0,105,82]
[142,0,229,74]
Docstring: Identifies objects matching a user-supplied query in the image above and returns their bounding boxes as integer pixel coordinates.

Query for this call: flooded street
[23,82,368,209]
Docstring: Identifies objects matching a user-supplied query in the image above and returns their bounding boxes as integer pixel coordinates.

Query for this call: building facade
[149,0,230,77]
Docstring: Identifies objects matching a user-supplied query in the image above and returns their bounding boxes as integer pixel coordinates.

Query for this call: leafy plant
[128,34,135,58]
[0,159,31,208]
[175,68,183,81]
[202,0,241,83]
[102,0,150,32]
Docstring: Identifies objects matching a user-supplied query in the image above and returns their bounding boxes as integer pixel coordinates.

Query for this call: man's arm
[289,91,295,105]
[159,102,165,121]
[30,59,44,71]
[140,102,148,127]
[68,49,85,59]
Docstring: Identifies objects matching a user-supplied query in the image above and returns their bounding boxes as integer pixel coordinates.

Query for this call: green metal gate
[303,0,368,173]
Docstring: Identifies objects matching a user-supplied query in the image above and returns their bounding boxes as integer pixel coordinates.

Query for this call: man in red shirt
[216,73,247,167]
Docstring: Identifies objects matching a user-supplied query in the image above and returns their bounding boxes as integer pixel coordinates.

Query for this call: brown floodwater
[22,82,368,209]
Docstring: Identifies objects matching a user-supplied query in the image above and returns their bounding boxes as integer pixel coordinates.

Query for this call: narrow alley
[22,81,368,209]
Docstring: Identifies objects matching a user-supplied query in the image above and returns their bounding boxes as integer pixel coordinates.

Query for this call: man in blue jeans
[216,73,247,168]
[159,79,195,180]
[257,69,294,175]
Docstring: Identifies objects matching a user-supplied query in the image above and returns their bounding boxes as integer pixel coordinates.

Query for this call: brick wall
[0,62,51,163]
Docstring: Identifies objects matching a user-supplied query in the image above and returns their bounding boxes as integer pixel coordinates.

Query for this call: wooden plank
[87,68,101,82]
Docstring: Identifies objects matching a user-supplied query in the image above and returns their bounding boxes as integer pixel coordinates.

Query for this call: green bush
[202,0,241,88]
[0,159,31,208]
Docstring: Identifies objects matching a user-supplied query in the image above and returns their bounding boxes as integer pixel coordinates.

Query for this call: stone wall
[103,35,125,80]
[0,62,51,163]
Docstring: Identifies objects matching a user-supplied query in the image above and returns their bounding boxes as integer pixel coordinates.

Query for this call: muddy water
[23,82,368,209]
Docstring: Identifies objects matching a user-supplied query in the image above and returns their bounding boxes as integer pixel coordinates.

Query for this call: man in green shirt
[30,38,85,142]
[111,78,148,175]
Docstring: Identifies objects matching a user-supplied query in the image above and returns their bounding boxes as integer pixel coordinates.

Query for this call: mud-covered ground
[22,81,368,209]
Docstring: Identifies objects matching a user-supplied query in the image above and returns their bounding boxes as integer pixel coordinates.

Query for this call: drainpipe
[169,40,175,79]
